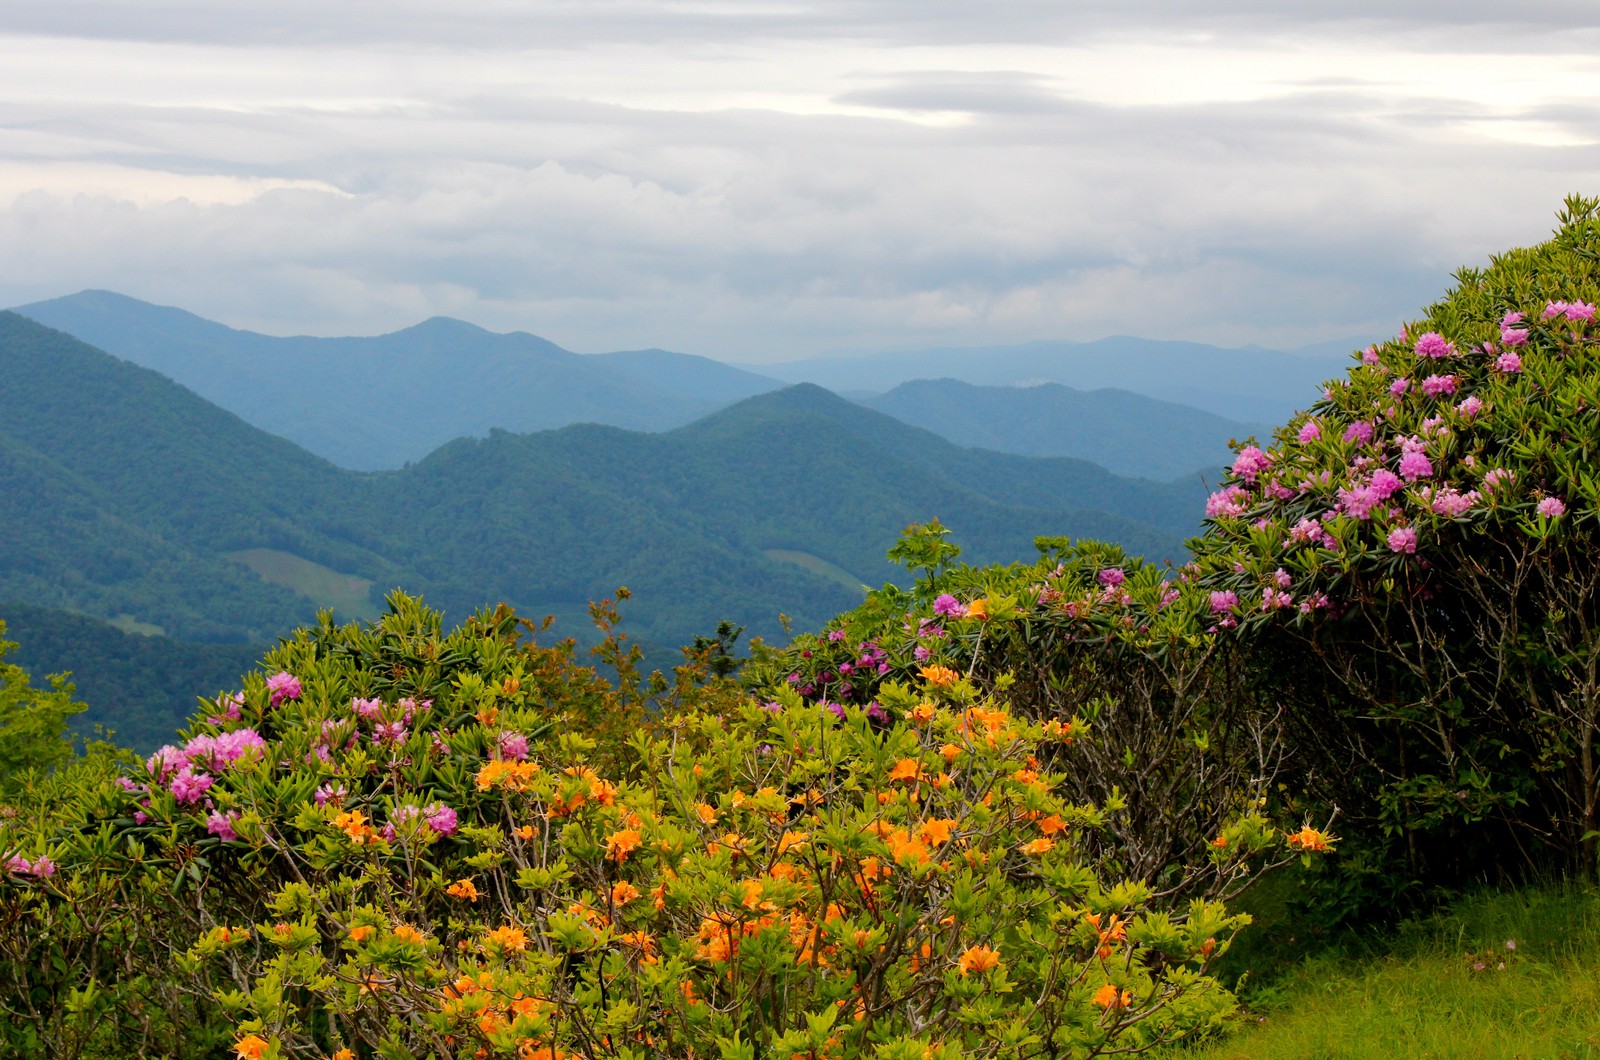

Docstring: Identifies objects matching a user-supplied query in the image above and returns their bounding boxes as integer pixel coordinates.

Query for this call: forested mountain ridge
[13,290,784,470]
[863,378,1266,481]
[2,312,1206,745]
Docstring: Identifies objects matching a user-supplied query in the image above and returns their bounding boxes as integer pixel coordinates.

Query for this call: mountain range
[14,291,1336,478]
[0,310,1206,668]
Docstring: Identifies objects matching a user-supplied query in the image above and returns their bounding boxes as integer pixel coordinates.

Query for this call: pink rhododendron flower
[1495,351,1523,372]
[1289,518,1329,546]
[1484,468,1515,491]
[1097,568,1126,588]
[352,697,384,721]
[146,745,188,781]
[1232,446,1272,483]
[932,594,968,618]
[1159,586,1181,608]
[1361,346,1382,365]
[497,730,530,761]
[1414,332,1455,358]
[1337,485,1382,520]
[373,721,408,745]
[266,672,302,706]
[1398,449,1433,481]
[1271,568,1292,589]
[826,629,847,642]
[207,692,243,725]
[169,768,214,805]
[206,811,240,842]
[1206,485,1251,519]
[1390,378,1411,397]
[1298,591,1330,614]
[1456,395,1484,418]
[1543,301,1569,320]
[1387,526,1418,554]
[1266,482,1296,500]
[425,804,458,835]
[1209,590,1238,614]
[1500,324,1529,347]
[314,782,348,807]
[1537,496,1567,519]
[1420,374,1457,398]
[1566,300,1596,322]
[1429,487,1480,518]
[1262,587,1293,611]
[1343,420,1375,446]
[1368,469,1403,499]
[1298,419,1322,443]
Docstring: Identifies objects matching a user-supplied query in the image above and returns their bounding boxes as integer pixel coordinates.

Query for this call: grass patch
[1160,882,1600,1059]
[763,549,869,593]
[224,548,380,622]
[107,614,165,637]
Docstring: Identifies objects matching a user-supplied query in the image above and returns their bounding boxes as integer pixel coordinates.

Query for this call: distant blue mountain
[13,291,783,470]
[751,335,1362,423]
[863,379,1267,482]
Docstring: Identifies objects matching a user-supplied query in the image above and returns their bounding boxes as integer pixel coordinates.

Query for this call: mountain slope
[1,313,1209,700]
[12,290,783,470]
[863,378,1266,480]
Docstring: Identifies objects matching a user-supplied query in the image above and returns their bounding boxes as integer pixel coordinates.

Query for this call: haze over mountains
[14,291,1346,479]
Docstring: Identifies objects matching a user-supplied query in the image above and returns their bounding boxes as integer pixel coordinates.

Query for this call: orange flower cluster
[957,945,1001,976]
[447,878,480,901]
[1285,826,1333,852]
[331,809,381,846]
[1086,913,1127,959]
[1093,983,1133,1009]
[919,664,960,687]
[476,759,541,792]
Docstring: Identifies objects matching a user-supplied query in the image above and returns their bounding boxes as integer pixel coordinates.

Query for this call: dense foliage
[1191,194,1600,884]
[0,593,1322,1058]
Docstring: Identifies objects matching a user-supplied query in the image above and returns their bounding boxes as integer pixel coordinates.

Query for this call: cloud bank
[2,2,1597,358]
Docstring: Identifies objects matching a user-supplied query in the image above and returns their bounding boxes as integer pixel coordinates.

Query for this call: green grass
[224,548,381,622]
[762,549,870,593]
[1159,882,1600,1059]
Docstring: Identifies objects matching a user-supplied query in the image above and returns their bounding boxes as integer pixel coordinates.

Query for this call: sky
[1,1,1598,360]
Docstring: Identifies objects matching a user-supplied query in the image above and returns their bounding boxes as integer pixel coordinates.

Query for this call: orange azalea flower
[391,924,425,945]
[940,743,963,764]
[1092,983,1132,1009]
[234,1034,270,1060]
[1211,835,1229,848]
[515,825,536,840]
[966,598,990,621]
[1038,815,1067,836]
[919,664,960,687]
[606,829,643,862]
[910,701,937,724]
[611,880,641,906]
[777,829,809,855]
[1286,826,1333,852]
[333,809,377,844]
[347,924,374,943]
[485,925,528,952]
[1020,837,1054,856]
[957,945,1001,976]
[693,802,718,824]
[917,818,957,845]
[887,758,923,783]
[332,1050,356,1060]
[447,878,480,901]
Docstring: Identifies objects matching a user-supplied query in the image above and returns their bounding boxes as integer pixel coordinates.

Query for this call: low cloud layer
[2,3,1598,358]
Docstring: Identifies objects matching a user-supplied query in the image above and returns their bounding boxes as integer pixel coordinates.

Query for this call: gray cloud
[1,4,1597,360]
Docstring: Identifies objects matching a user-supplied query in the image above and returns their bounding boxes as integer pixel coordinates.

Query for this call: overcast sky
[1,2,1597,360]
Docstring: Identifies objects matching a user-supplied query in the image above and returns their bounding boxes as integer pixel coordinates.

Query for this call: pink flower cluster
[266,671,302,706]
[4,854,56,878]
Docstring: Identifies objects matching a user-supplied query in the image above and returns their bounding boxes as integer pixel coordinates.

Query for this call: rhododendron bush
[0,590,1322,1058]
[1190,195,1600,879]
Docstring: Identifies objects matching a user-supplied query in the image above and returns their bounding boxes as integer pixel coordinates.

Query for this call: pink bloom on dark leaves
[206,811,240,841]
[1390,378,1410,397]
[1537,496,1567,519]
[1398,450,1433,481]
[1456,395,1484,418]
[266,672,302,706]
[169,768,214,805]
[1206,485,1252,519]
[1484,468,1515,492]
[1343,420,1375,446]
[1232,446,1272,483]
[1543,301,1569,320]
[1414,332,1455,358]
[932,594,968,618]
[1566,301,1596,322]
[1420,374,1457,398]
[1495,351,1523,372]
[1298,419,1322,443]
[1387,527,1418,554]
[497,731,530,761]
[1097,568,1126,588]
[1429,488,1480,518]
[424,803,458,836]
[1500,325,1529,347]
[1261,587,1293,611]
[352,697,384,721]
[1209,590,1238,615]
[1369,469,1403,499]
[1361,346,1382,365]
[314,782,347,807]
